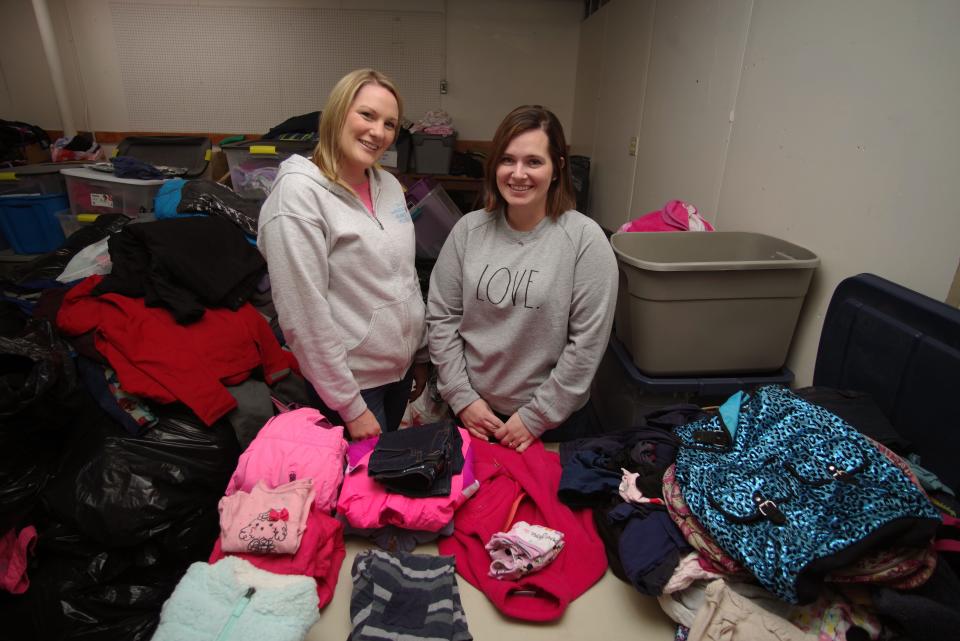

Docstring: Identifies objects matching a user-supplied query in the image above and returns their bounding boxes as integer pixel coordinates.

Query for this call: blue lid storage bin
[813,273,960,493]
[0,193,68,254]
[610,335,793,394]
[590,336,794,429]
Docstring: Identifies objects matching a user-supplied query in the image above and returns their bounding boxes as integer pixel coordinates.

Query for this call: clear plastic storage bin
[221,140,314,200]
[61,167,166,217]
[409,185,462,259]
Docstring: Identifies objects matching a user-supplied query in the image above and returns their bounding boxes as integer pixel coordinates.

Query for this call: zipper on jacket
[356,191,384,230]
[214,587,255,641]
[370,175,384,229]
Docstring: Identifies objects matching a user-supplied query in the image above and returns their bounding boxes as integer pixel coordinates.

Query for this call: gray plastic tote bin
[610,231,819,376]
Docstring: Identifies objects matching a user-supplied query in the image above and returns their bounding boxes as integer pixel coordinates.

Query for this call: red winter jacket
[57,275,292,425]
[438,438,607,621]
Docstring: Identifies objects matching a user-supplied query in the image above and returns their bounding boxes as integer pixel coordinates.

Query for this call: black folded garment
[112,155,166,179]
[368,420,463,498]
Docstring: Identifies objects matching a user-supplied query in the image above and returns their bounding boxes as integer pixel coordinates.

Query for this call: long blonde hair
[312,69,403,193]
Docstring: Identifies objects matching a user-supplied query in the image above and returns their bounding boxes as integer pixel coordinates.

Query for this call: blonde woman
[259,69,428,439]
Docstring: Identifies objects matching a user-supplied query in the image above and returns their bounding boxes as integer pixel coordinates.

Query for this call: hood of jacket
[272,153,383,206]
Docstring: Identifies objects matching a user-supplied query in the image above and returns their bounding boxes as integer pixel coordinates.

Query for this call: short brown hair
[312,69,402,192]
[483,105,575,219]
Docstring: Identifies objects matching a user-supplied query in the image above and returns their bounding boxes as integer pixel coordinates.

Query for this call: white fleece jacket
[258,155,426,422]
[152,556,318,641]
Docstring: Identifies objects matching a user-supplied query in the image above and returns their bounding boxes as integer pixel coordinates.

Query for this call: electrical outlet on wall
[628,136,638,156]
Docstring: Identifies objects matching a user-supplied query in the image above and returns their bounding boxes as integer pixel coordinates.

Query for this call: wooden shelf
[401,173,483,192]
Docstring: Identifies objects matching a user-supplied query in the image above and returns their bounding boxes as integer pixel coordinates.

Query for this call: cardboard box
[22,142,51,165]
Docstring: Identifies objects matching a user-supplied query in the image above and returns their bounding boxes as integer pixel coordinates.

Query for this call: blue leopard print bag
[674,385,940,603]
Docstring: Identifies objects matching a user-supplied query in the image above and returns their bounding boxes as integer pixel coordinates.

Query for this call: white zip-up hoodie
[258,154,426,422]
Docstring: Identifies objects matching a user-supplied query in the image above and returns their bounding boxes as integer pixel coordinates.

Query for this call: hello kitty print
[219,479,315,556]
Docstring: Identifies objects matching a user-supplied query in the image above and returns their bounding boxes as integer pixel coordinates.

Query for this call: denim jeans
[306,367,414,434]
[368,419,462,497]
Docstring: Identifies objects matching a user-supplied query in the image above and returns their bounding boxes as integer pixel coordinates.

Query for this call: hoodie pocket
[349,306,399,358]
[347,289,424,372]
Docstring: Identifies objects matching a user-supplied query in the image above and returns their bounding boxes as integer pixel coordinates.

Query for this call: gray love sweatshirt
[426,208,618,437]
[258,155,426,422]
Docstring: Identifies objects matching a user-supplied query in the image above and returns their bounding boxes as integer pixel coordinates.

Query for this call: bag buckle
[754,493,787,525]
[827,464,857,484]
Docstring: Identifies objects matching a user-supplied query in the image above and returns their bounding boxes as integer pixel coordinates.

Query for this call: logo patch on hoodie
[389,203,411,224]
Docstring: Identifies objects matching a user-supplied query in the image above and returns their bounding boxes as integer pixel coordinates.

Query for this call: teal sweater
[152,557,318,641]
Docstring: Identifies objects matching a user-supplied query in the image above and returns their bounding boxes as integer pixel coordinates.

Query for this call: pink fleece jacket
[336,426,473,532]
[438,438,607,622]
[225,408,346,513]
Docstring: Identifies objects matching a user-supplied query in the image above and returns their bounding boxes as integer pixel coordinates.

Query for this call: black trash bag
[0,520,193,641]
[0,319,85,530]
[42,403,241,549]
[0,318,79,419]
[9,214,130,286]
[0,403,241,640]
[0,300,27,337]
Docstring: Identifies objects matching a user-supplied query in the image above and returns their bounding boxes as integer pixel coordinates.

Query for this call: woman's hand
[495,413,537,453]
[345,409,382,440]
[409,362,430,402]
[458,399,505,440]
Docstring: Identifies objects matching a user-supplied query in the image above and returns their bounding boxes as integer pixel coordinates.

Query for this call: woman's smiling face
[495,128,554,217]
[338,83,398,182]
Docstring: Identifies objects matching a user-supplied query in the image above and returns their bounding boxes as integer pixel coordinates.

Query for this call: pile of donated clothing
[0,186,957,641]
